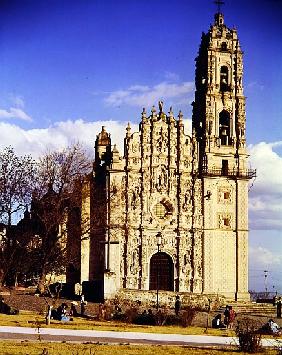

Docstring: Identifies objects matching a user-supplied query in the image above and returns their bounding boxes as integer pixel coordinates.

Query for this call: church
[67,11,256,302]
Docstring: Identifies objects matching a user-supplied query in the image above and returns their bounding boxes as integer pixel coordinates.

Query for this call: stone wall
[115,288,225,310]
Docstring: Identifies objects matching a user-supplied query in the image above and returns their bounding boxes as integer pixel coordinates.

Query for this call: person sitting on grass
[69,302,78,317]
[54,303,70,321]
[60,303,70,321]
[259,319,281,335]
[267,319,281,335]
[212,314,226,329]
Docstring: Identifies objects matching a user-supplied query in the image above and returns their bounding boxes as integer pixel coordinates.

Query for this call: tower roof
[96,126,111,146]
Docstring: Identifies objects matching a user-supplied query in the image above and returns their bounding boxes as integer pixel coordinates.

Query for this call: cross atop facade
[214,0,225,13]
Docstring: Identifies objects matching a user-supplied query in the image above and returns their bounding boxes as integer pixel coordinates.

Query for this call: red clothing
[229,309,236,322]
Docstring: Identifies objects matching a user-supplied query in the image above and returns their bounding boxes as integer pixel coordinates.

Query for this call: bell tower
[192,11,255,300]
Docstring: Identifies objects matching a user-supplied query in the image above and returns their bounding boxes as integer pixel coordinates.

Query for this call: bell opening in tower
[219,110,231,145]
[220,66,230,92]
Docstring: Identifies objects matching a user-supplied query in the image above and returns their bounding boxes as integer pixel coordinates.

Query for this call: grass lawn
[0,312,235,336]
[0,341,278,355]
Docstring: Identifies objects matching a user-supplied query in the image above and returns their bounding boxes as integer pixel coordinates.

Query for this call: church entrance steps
[217,302,276,316]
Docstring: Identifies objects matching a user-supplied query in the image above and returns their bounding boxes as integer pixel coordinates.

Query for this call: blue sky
[0,0,282,292]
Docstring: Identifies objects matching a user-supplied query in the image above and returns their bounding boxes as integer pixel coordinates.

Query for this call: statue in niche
[132,142,138,153]
[182,192,191,211]
[131,191,137,209]
[157,136,162,152]
[207,121,213,135]
[156,166,167,191]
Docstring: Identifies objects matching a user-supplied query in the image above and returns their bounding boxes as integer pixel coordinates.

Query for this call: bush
[134,312,156,325]
[181,306,198,327]
[235,318,262,353]
[124,307,139,323]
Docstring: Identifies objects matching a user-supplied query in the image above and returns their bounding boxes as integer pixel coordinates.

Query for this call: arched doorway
[149,252,174,291]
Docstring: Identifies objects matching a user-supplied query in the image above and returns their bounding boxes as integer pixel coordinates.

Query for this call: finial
[126,122,131,137]
[168,106,174,122]
[142,107,147,120]
[178,110,184,127]
[158,100,163,113]
[112,144,119,153]
[97,125,111,145]
[112,144,120,163]
[214,0,224,13]
[151,105,157,119]
[214,0,225,27]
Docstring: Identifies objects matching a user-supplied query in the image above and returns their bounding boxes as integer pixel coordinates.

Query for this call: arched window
[220,66,230,92]
[219,110,231,146]
[149,252,174,291]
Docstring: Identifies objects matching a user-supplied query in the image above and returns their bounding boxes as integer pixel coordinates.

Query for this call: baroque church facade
[68,12,255,301]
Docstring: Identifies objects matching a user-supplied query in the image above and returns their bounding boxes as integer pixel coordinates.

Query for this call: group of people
[47,295,87,323]
[212,305,236,329]
[50,302,78,321]
[212,305,282,335]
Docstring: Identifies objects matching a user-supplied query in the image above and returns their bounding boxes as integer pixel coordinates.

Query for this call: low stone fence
[116,289,225,310]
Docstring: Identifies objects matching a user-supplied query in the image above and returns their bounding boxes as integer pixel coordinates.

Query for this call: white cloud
[249,245,282,292]
[0,117,193,160]
[0,118,280,234]
[0,120,139,159]
[249,141,282,230]
[164,71,180,81]
[0,107,32,122]
[249,246,281,267]
[104,81,194,108]
[246,81,264,92]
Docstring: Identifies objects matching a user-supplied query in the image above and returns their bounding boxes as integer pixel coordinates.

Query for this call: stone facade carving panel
[218,212,233,230]
[218,186,233,204]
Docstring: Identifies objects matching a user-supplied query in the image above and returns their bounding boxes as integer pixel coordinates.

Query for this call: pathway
[0,326,280,348]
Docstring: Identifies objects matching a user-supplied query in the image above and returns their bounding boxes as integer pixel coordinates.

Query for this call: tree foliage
[0,146,36,225]
[0,147,37,285]
[30,144,92,291]
[0,144,92,289]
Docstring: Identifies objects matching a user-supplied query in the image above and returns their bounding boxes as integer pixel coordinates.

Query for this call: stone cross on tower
[214,0,224,13]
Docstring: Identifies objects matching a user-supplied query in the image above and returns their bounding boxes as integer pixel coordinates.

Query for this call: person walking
[175,295,181,316]
[223,305,230,327]
[80,294,87,316]
[228,306,236,329]
[277,299,281,318]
